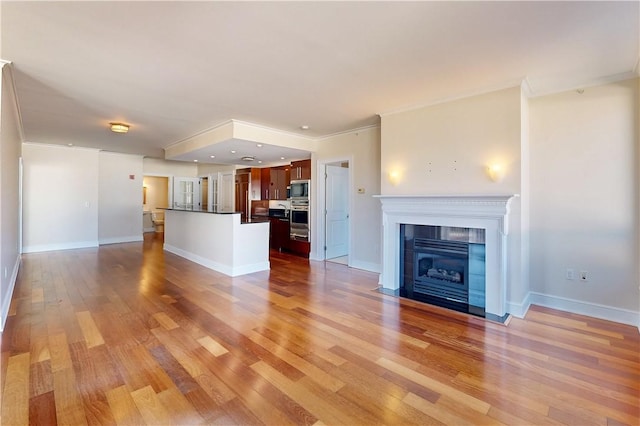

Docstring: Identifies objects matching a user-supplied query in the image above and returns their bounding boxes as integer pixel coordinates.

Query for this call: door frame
[143,173,173,210]
[311,156,353,263]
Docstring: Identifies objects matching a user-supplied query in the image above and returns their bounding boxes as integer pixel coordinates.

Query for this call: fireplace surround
[376,195,518,320]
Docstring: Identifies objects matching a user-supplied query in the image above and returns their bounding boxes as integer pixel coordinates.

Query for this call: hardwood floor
[2,233,639,425]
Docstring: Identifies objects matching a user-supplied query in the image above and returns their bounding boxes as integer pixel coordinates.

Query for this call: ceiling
[2,1,638,165]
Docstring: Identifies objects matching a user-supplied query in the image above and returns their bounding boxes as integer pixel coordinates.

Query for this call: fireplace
[376,195,517,320]
[401,225,486,317]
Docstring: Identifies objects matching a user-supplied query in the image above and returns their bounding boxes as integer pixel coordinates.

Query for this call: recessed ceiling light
[67,143,73,147]
[257,144,263,148]
[210,155,216,158]
[258,160,262,164]
[280,157,285,160]
[300,125,309,130]
[231,150,236,154]
[193,160,198,162]
[110,122,130,133]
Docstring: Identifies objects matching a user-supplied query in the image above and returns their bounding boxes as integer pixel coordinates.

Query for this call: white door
[209,174,218,211]
[325,165,349,259]
[218,171,235,212]
[173,177,201,209]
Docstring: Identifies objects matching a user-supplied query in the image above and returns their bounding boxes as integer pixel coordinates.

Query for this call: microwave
[289,179,309,199]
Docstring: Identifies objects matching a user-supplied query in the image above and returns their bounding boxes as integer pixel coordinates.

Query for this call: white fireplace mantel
[375,194,519,318]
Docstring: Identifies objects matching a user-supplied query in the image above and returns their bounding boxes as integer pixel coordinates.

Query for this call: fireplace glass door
[400,225,486,317]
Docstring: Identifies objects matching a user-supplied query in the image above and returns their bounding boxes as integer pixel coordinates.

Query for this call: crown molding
[378,79,525,118]
[166,118,318,151]
[22,141,100,153]
[230,119,317,143]
[520,77,534,98]
[315,123,380,142]
[1,61,26,143]
[526,71,640,98]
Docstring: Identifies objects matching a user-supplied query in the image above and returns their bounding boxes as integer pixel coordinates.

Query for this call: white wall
[517,87,531,312]
[197,163,236,176]
[0,64,22,331]
[380,87,527,312]
[529,78,639,321]
[98,152,144,244]
[143,157,198,177]
[381,86,522,196]
[312,126,381,272]
[22,144,99,252]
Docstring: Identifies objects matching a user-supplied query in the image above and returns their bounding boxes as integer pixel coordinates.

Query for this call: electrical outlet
[580,270,588,282]
[565,268,575,280]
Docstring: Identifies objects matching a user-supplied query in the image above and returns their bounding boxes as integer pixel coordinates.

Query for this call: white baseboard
[1,255,21,332]
[22,240,99,253]
[164,244,269,277]
[527,291,639,328]
[507,292,532,318]
[99,235,144,245]
[348,260,381,274]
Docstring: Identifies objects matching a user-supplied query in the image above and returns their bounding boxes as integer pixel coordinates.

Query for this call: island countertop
[163,209,270,276]
[163,207,239,215]
[164,208,271,224]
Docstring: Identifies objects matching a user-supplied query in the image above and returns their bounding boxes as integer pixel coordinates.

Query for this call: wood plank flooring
[2,233,639,425]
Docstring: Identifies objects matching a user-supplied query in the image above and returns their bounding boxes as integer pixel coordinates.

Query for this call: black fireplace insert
[400,225,485,317]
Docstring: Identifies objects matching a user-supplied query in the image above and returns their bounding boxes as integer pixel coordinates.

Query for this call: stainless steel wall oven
[290,199,309,241]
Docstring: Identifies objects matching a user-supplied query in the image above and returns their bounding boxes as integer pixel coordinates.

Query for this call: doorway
[319,160,351,265]
[143,176,170,233]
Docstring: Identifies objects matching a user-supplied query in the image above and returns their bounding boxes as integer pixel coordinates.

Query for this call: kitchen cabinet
[268,166,289,200]
[260,168,270,200]
[250,168,262,200]
[260,166,291,200]
[290,159,311,181]
[288,239,310,257]
[238,167,262,200]
[269,217,290,251]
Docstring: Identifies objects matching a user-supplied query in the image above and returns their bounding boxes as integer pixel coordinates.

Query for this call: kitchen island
[163,208,270,277]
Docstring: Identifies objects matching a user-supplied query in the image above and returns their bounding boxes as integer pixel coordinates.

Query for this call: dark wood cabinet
[267,166,290,200]
[260,168,270,200]
[269,217,310,257]
[269,217,290,251]
[290,159,311,181]
[250,168,262,200]
[288,239,310,257]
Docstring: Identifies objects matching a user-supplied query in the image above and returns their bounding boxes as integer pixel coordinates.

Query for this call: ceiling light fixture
[210,155,216,158]
[300,125,309,130]
[257,144,263,148]
[110,122,130,133]
[241,156,255,162]
[231,150,236,154]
